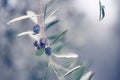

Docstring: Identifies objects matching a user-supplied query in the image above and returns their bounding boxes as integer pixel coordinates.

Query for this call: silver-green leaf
[80,71,94,80]
[54,42,63,53]
[52,52,78,58]
[45,19,59,31]
[7,14,40,24]
[47,34,58,40]
[61,65,81,78]
[44,0,57,18]
[73,65,85,80]
[50,29,68,45]
[26,11,38,24]
[35,48,44,56]
[99,0,105,21]
[45,8,60,23]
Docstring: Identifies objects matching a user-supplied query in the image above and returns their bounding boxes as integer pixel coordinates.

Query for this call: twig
[38,0,46,37]
[39,0,44,28]
[39,0,42,15]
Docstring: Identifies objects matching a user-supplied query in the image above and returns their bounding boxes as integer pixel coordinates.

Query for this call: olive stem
[38,0,46,37]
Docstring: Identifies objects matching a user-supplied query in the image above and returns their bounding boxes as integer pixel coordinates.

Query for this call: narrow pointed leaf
[17,31,40,41]
[35,48,44,56]
[74,65,85,80]
[62,66,81,78]
[50,29,68,45]
[47,34,57,40]
[44,0,57,18]
[101,6,105,19]
[45,16,57,25]
[52,52,78,58]
[80,71,94,80]
[7,15,31,24]
[45,19,59,30]
[45,8,60,22]
[7,15,40,24]
[17,31,33,37]
[46,0,56,10]
[26,11,38,24]
[45,8,60,29]
[54,42,63,53]
[99,0,105,21]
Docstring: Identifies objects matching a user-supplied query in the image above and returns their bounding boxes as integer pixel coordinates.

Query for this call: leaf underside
[7,15,39,24]
[52,52,78,58]
[80,71,94,80]
[62,65,81,78]
[44,0,57,18]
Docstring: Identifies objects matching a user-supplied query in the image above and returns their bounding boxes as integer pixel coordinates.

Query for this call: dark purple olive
[45,47,52,56]
[34,41,38,47]
[40,38,47,48]
[37,45,41,50]
[33,24,40,34]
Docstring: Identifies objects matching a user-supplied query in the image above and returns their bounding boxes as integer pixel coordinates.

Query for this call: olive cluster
[33,24,52,56]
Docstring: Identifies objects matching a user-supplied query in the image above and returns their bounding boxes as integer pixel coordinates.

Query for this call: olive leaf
[45,8,60,23]
[26,11,38,24]
[53,42,63,53]
[80,71,94,80]
[47,34,58,40]
[62,59,77,70]
[35,48,45,56]
[61,65,81,78]
[73,65,85,80]
[45,8,60,30]
[7,15,32,24]
[99,0,105,21]
[44,0,57,18]
[45,16,58,25]
[45,19,59,30]
[17,31,34,37]
[51,42,63,53]
[7,14,40,24]
[52,52,78,58]
[17,31,40,41]
[43,63,51,80]
[51,62,68,76]
[50,29,68,45]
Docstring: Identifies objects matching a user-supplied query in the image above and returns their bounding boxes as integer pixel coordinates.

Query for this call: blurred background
[0,0,120,80]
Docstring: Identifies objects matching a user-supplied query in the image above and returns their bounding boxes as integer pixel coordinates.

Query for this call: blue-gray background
[0,0,120,80]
